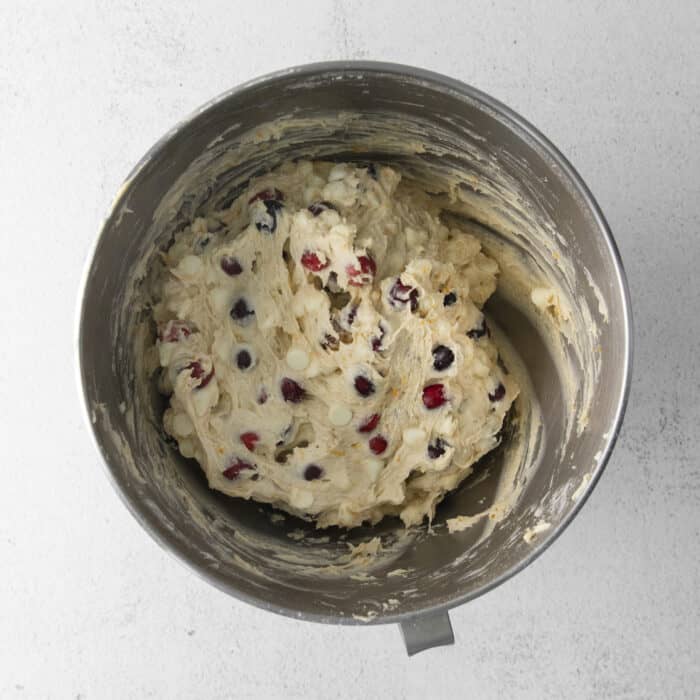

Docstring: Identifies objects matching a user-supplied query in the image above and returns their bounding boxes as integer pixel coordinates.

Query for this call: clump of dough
[152,161,518,528]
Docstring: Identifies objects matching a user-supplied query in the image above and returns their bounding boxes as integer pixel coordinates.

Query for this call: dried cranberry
[371,325,386,352]
[428,438,447,459]
[248,188,284,204]
[467,318,489,339]
[347,255,376,286]
[369,435,388,455]
[230,298,254,323]
[358,413,380,433]
[422,384,446,409]
[220,256,243,276]
[254,199,284,234]
[236,349,252,370]
[301,250,330,271]
[432,345,455,371]
[489,383,506,402]
[281,378,305,403]
[159,320,191,343]
[240,432,259,452]
[308,200,337,216]
[354,375,375,397]
[443,291,457,307]
[186,361,215,389]
[389,278,419,311]
[304,464,323,481]
[223,458,255,480]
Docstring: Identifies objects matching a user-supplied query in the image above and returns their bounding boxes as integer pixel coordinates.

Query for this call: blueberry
[367,163,378,180]
[230,298,254,323]
[236,349,252,370]
[254,199,284,234]
[304,464,323,481]
[221,255,243,276]
[427,438,447,459]
[467,318,489,339]
[443,292,457,307]
[432,345,455,371]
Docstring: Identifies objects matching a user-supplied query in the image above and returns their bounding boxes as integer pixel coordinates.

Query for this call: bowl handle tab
[399,609,454,655]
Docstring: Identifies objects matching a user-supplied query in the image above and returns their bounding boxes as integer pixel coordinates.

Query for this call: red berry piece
[371,324,386,352]
[358,413,380,433]
[354,375,375,397]
[369,435,388,455]
[345,303,359,326]
[428,438,447,459]
[432,345,455,371]
[248,188,284,204]
[223,458,255,480]
[281,377,306,403]
[301,250,330,271]
[488,383,506,402]
[186,361,215,389]
[347,255,376,286]
[422,383,446,409]
[220,255,243,276]
[159,320,192,343]
[240,432,259,452]
[308,200,337,216]
[304,464,323,481]
[389,278,419,312]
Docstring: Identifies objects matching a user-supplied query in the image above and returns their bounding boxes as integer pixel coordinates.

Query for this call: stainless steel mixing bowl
[77,62,632,654]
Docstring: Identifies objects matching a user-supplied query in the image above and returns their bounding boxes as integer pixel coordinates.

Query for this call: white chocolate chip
[286,347,310,371]
[403,427,427,445]
[192,381,217,417]
[179,438,195,458]
[328,163,349,181]
[436,415,457,436]
[172,412,194,437]
[329,404,353,427]
[176,254,203,277]
[290,488,314,510]
[365,458,384,481]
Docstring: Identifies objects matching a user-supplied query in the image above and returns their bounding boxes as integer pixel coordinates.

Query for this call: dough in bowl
[152,161,518,528]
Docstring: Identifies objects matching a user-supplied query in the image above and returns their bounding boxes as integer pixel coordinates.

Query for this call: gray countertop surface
[1,1,698,698]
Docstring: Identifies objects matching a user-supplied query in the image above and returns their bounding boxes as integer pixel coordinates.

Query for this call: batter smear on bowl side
[152,161,518,528]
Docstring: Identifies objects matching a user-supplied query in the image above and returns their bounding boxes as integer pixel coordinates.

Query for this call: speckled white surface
[1,2,699,698]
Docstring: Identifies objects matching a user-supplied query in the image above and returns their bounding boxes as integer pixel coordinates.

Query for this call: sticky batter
[152,161,517,528]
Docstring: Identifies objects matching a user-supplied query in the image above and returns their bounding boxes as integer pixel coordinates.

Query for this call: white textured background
[1,1,699,698]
